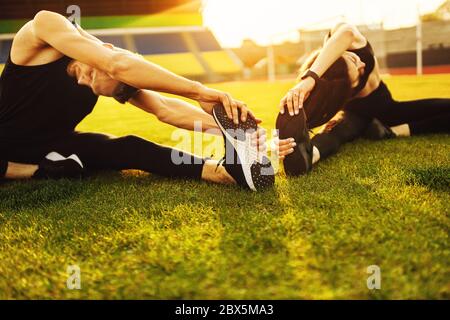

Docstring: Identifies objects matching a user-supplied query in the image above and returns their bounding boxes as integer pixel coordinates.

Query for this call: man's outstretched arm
[31,10,249,124]
[129,90,220,134]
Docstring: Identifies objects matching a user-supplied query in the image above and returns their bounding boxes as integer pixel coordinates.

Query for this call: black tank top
[349,41,375,96]
[0,54,98,146]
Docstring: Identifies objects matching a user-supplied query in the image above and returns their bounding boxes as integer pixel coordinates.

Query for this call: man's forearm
[160,97,219,133]
[129,90,220,134]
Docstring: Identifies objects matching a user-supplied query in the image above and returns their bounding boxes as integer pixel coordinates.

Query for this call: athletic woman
[0,10,274,191]
[276,23,450,176]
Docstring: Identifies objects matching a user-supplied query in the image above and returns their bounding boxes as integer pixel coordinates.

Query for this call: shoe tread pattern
[276,108,313,176]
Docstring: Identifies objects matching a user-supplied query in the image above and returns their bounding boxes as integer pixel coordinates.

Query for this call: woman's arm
[309,24,363,78]
[32,10,247,124]
[323,23,367,49]
[129,90,220,134]
[280,23,366,116]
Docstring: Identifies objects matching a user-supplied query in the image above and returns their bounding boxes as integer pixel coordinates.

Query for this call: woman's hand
[276,138,296,160]
[279,77,315,116]
[271,132,296,160]
[196,85,261,125]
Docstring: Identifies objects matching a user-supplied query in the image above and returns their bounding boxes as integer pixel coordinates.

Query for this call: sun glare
[202,0,306,47]
[202,0,446,48]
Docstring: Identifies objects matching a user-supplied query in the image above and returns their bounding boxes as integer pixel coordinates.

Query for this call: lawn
[0,75,449,299]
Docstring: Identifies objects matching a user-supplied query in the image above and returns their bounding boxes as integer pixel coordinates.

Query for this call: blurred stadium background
[0,0,449,80]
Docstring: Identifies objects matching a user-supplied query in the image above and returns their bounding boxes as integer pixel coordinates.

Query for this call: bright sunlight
[202,0,446,47]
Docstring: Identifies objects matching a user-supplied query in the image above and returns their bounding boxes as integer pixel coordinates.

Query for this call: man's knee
[116,134,141,144]
[111,135,165,160]
[114,135,157,149]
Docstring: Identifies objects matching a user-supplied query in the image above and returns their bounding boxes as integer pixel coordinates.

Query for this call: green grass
[0,75,449,299]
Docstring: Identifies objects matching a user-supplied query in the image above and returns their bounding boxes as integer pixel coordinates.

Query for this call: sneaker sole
[276,109,312,176]
[212,104,274,191]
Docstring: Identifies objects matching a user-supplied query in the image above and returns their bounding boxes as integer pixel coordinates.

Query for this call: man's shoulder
[11,18,61,66]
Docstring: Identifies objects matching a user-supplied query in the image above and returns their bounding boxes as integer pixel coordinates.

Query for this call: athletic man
[0,10,275,191]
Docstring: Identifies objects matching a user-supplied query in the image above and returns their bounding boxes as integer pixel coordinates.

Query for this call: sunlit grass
[0,75,449,299]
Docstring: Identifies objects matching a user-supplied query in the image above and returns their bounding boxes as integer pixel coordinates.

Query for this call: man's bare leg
[201,159,236,185]
[4,162,38,179]
[391,124,411,137]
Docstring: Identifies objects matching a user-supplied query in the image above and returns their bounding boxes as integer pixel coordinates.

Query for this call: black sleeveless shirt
[348,41,376,96]
[0,54,98,147]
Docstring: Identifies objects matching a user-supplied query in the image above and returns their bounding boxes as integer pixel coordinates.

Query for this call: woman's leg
[311,111,371,162]
[50,132,235,183]
[395,112,450,136]
[378,98,450,135]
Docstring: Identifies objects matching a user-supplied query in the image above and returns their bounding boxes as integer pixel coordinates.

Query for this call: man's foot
[276,108,313,176]
[212,104,275,191]
[363,118,396,140]
[33,152,85,179]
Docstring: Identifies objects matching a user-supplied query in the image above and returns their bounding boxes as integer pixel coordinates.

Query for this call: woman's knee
[311,133,340,158]
[333,113,369,142]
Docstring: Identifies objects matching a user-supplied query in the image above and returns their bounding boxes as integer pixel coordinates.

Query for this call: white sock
[312,146,320,165]
[391,124,411,137]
